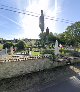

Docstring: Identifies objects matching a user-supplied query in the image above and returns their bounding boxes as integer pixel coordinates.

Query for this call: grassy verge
[31,51,41,56]
[0,44,3,49]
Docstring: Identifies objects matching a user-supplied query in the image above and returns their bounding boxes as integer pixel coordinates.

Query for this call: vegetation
[1,21,80,59]
[3,42,14,49]
[0,44,3,49]
[15,40,26,51]
[58,21,80,46]
[41,49,55,60]
[39,32,57,48]
[31,51,41,56]
[38,21,80,48]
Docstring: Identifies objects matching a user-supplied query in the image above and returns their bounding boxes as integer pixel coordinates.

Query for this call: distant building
[23,38,39,46]
[23,38,37,43]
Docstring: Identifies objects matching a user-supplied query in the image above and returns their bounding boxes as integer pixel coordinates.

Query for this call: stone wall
[0,57,80,80]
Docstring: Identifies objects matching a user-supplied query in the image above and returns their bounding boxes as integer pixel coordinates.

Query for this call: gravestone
[0,48,8,59]
[29,51,32,56]
[10,46,13,55]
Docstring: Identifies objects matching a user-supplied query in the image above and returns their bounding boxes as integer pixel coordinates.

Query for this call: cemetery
[0,39,80,80]
[0,10,80,80]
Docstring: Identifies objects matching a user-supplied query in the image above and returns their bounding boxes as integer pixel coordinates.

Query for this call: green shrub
[42,50,54,54]
[3,42,14,49]
[15,40,26,51]
[42,49,55,60]
[59,49,71,54]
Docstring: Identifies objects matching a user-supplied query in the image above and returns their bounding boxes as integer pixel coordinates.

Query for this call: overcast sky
[0,0,80,39]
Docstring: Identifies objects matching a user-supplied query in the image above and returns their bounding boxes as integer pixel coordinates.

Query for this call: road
[38,74,80,92]
[0,63,80,92]
[38,63,80,92]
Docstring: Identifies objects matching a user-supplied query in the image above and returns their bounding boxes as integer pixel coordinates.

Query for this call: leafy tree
[39,32,46,47]
[48,32,56,43]
[66,22,80,46]
[16,40,26,50]
[58,32,68,45]
[3,42,14,49]
[39,32,46,41]
[39,32,57,46]
[58,21,80,46]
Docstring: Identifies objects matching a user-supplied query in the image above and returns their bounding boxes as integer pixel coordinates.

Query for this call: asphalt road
[26,63,80,92]
[38,74,80,92]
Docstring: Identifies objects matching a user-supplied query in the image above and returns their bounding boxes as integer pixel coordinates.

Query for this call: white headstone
[10,46,13,55]
[54,40,60,55]
[29,51,32,56]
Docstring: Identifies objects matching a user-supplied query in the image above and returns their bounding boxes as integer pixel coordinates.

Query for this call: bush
[16,40,26,51]
[3,42,14,49]
[42,49,55,60]
[42,50,54,55]
[59,49,71,54]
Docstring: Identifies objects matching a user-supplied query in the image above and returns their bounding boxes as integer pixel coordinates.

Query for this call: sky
[0,0,80,40]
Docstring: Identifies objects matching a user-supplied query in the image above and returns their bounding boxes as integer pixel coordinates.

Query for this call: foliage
[39,32,46,47]
[48,32,57,43]
[39,32,57,47]
[34,39,41,48]
[15,40,26,51]
[59,21,80,46]
[42,49,55,60]
[59,49,71,54]
[3,42,14,49]
[58,33,67,45]
[42,49,54,54]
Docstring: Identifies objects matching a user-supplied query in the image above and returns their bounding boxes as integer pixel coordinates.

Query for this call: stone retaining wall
[0,57,80,80]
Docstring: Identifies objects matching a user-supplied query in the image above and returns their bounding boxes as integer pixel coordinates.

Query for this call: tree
[3,42,14,49]
[16,40,26,50]
[48,32,57,43]
[39,32,57,46]
[58,32,68,45]
[66,21,80,46]
[39,32,46,47]
[39,32,46,41]
[58,21,80,46]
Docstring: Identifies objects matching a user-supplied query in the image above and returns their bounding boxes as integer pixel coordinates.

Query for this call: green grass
[0,44,3,49]
[31,51,41,56]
